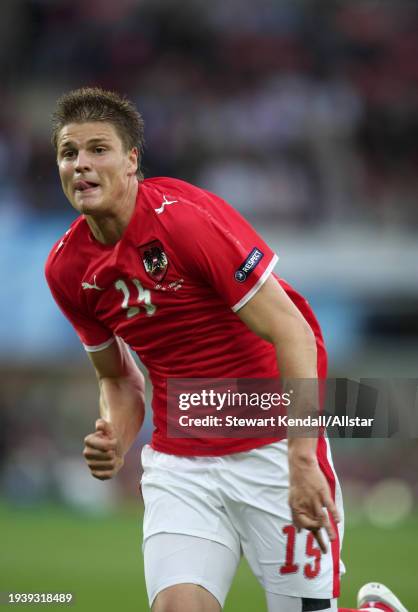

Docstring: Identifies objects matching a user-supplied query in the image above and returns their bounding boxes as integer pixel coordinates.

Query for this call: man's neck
[85,179,139,245]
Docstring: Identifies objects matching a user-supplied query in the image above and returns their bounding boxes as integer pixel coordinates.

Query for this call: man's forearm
[99,374,145,456]
[273,320,319,461]
[237,277,338,544]
[236,276,322,460]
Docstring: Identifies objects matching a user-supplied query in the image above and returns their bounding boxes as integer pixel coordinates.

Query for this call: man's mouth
[74,180,100,193]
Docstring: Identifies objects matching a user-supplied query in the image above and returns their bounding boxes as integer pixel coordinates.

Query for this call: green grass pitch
[0,503,416,610]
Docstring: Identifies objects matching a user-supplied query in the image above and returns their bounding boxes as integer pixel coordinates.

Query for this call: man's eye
[62,150,75,159]
[95,146,106,154]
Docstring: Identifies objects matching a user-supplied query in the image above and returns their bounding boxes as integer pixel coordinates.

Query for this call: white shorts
[140,440,345,608]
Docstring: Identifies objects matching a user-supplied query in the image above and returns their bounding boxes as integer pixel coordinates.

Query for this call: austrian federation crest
[139,240,169,282]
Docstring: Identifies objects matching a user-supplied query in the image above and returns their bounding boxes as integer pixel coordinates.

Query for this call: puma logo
[82,275,104,291]
[155,195,178,215]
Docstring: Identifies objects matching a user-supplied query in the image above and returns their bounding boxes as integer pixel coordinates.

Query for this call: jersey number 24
[115,278,156,318]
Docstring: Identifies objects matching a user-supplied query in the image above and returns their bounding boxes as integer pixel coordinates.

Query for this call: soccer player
[45,88,408,612]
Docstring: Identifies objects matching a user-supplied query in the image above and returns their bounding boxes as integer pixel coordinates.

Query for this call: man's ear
[127,147,138,176]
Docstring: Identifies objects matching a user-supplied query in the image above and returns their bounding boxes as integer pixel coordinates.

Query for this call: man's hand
[83,418,124,480]
[288,455,340,554]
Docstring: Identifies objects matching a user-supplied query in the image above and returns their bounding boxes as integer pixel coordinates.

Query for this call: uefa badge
[234,270,247,282]
[139,240,169,282]
[234,247,264,283]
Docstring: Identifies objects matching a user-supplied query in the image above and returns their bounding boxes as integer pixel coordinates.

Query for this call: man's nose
[75,151,91,171]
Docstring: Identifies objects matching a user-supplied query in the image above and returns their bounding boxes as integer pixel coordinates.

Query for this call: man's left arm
[237,274,340,553]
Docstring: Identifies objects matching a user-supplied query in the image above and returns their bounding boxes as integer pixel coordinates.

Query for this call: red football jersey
[45,177,326,455]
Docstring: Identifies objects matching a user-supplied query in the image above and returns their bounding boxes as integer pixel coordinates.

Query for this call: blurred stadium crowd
[0,0,417,513]
[1,0,418,225]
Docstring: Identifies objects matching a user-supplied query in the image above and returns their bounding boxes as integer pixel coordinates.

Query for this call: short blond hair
[52,87,145,172]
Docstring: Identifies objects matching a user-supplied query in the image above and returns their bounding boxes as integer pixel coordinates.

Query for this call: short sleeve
[177,197,278,311]
[45,267,114,352]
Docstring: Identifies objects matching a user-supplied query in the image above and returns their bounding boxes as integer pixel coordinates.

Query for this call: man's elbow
[270,313,316,348]
[99,372,146,407]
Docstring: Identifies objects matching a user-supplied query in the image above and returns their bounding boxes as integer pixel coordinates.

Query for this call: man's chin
[72,194,107,216]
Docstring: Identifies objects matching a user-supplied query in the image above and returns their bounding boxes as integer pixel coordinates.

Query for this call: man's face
[56,121,138,216]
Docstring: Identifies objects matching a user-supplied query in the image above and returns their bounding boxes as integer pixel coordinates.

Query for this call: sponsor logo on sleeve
[234,247,264,282]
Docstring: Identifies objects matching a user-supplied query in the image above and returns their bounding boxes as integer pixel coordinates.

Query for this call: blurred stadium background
[0,0,417,609]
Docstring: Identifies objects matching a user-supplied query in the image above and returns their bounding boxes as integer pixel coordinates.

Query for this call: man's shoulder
[141,176,230,229]
[143,176,205,199]
[44,216,87,290]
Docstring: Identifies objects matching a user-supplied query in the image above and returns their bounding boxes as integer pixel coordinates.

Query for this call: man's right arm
[83,337,146,480]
